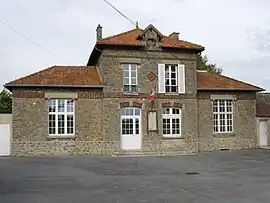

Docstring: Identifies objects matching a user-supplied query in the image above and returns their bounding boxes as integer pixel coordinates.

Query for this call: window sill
[123,92,139,95]
[47,135,75,139]
[212,132,236,138]
[165,93,179,95]
[162,136,184,140]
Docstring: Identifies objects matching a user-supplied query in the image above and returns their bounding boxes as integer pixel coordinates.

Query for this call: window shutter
[158,64,165,93]
[178,64,185,94]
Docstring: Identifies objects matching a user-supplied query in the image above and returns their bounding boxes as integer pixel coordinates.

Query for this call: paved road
[0,149,270,203]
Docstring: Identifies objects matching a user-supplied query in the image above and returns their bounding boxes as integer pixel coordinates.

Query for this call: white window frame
[48,99,75,136]
[123,64,138,93]
[162,108,181,138]
[213,100,233,133]
[165,64,178,93]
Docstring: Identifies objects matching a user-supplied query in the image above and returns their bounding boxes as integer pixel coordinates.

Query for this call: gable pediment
[139,24,163,50]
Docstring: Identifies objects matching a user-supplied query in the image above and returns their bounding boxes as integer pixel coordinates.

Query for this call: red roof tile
[197,71,263,91]
[5,66,102,87]
[97,28,204,50]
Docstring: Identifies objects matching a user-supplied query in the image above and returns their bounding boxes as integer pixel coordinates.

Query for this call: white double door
[120,108,141,150]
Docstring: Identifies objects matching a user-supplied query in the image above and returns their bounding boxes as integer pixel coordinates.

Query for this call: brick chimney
[169,32,180,40]
[96,24,103,41]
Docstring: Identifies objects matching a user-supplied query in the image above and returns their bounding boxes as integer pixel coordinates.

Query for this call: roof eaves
[4,84,105,90]
[197,88,265,91]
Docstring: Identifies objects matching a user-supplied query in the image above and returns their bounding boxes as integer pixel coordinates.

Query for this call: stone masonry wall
[198,91,257,152]
[11,90,110,156]
[100,49,199,154]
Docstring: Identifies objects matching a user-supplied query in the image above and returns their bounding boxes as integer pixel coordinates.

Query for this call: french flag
[148,91,155,102]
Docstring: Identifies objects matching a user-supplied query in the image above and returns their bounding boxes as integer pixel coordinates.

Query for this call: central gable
[139,24,163,50]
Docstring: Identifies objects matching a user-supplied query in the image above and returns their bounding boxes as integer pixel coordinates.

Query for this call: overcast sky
[0,0,269,91]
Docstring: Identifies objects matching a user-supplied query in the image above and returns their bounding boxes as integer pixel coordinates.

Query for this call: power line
[103,0,136,26]
[0,19,69,65]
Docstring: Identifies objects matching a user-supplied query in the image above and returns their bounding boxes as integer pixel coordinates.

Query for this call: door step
[114,150,195,157]
[260,146,270,149]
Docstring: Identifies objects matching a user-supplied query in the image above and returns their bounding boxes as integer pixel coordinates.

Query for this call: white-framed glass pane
[49,114,56,134]
[67,100,74,113]
[58,99,65,112]
[172,108,180,114]
[121,118,133,135]
[123,78,129,85]
[131,71,136,77]
[172,118,180,134]
[171,86,177,93]
[131,78,136,85]
[135,118,139,134]
[49,99,56,112]
[135,108,140,116]
[162,108,170,114]
[124,71,129,77]
[123,64,129,71]
[131,64,137,71]
[67,115,74,134]
[58,115,65,134]
[162,118,171,134]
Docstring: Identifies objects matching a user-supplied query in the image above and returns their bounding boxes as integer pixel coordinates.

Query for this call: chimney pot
[169,32,180,40]
[96,24,103,41]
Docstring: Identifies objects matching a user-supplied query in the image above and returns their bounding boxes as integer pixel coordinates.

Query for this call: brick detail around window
[13,91,44,98]
[161,102,182,108]
[173,102,183,108]
[78,92,103,99]
[132,102,142,108]
[120,102,130,108]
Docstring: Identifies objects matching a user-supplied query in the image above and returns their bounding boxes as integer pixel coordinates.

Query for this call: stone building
[5,24,264,156]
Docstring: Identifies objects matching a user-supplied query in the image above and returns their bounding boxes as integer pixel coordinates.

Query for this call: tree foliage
[0,89,12,113]
[197,54,222,74]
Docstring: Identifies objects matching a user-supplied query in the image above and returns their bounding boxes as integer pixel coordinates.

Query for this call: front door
[120,107,141,150]
[259,120,267,147]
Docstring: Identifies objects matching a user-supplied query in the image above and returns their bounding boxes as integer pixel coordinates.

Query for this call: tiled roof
[197,71,263,91]
[256,93,270,117]
[97,28,204,50]
[5,66,102,87]
[6,66,263,92]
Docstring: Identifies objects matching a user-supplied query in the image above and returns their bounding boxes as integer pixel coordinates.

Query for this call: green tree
[197,54,222,74]
[0,89,12,113]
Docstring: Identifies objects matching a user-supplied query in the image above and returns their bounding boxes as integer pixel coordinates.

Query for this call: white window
[213,100,233,133]
[158,64,185,94]
[165,64,178,93]
[162,108,181,137]
[123,64,137,93]
[48,99,75,136]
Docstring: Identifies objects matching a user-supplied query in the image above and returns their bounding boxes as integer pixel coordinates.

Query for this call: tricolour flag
[148,91,155,102]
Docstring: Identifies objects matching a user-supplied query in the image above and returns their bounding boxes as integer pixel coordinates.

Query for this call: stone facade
[10,48,259,156]
[198,91,257,151]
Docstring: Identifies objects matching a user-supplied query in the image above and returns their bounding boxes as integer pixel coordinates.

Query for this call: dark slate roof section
[256,93,270,117]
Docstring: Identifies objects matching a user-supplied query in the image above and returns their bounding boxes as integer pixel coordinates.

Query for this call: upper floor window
[162,108,181,137]
[123,64,137,93]
[165,64,178,93]
[158,64,185,94]
[48,99,75,136]
[213,100,233,133]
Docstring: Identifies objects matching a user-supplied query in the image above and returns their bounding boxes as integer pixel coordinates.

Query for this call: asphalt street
[0,149,270,203]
